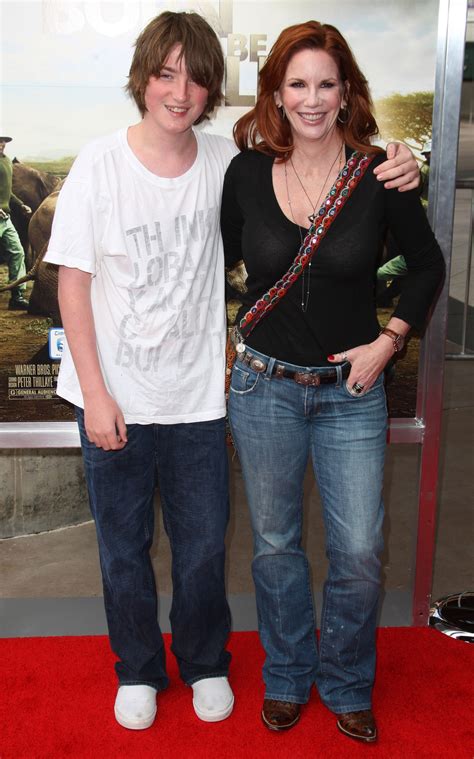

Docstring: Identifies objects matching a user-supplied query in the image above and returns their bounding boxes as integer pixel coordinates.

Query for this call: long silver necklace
[284,161,311,312]
[290,143,343,223]
[284,144,344,312]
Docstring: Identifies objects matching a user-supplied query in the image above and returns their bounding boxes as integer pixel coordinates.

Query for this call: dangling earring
[277,104,286,120]
[337,107,349,124]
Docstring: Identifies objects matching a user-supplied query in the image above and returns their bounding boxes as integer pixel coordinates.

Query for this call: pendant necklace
[284,160,310,312]
[290,143,344,223]
[284,143,344,312]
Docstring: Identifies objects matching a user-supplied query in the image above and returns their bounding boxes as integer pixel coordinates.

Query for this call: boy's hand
[374,142,420,191]
[84,392,128,450]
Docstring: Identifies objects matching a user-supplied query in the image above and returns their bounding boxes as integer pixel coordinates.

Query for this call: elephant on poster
[0,190,61,324]
[10,162,62,262]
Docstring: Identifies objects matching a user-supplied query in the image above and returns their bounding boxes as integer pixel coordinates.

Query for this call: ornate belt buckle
[249,357,266,373]
[294,372,320,386]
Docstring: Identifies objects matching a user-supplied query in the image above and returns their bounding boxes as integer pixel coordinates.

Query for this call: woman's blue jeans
[228,350,387,713]
[76,408,231,690]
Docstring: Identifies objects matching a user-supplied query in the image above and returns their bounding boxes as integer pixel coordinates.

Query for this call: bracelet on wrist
[379,327,405,352]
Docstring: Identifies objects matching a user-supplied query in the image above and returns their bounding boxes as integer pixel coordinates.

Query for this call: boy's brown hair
[126,11,224,124]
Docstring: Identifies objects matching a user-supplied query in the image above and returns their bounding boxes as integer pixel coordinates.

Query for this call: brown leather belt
[238,350,350,387]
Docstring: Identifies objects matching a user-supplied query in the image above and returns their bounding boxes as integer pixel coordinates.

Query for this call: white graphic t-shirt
[45,128,238,424]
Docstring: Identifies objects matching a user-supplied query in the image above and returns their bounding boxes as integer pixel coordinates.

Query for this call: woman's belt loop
[264,355,276,380]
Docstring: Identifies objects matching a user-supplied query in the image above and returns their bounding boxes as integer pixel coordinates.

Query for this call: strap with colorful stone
[238,151,373,338]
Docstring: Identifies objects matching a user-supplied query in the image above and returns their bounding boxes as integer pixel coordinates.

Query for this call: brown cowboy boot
[261,699,301,731]
[336,709,377,742]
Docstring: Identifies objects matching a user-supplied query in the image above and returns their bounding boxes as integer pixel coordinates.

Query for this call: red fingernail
[327,355,334,360]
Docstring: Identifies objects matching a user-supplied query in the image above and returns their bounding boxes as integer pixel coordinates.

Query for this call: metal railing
[446,177,474,359]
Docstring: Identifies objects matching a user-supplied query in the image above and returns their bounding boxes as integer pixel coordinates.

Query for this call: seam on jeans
[186,672,230,686]
[312,420,333,690]
[141,428,159,544]
[269,548,290,690]
[300,499,319,669]
[350,577,370,683]
[158,453,173,544]
[304,385,309,417]
[143,501,152,544]
[318,590,330,685]
[319,530,331,685]
[264,692,309,704]
[119,680,164,691]
[326,702,372,714]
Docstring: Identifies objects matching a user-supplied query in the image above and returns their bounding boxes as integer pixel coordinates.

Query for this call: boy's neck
[127,119,198,179]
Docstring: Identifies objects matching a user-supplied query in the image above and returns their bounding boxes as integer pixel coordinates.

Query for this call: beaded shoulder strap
[237,151,374,339]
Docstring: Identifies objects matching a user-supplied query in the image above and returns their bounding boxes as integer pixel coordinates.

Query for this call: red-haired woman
[221,21,444,743]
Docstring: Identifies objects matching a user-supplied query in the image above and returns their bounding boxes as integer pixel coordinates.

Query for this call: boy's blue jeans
[76,408,231,690]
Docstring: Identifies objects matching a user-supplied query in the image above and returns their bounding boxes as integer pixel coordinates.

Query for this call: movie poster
[0,0,439,424]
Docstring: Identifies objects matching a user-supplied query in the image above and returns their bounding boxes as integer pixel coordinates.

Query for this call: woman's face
[275,48,346,146]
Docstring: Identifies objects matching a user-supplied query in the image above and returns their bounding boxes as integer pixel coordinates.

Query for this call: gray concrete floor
[1,355,472,633]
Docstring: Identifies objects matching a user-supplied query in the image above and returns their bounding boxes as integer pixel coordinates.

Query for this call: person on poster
[43,11,419,731]
[222,21,444,743]
[0,136,31,310]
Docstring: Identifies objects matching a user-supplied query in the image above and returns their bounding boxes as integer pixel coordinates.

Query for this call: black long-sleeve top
[221,148,445,367]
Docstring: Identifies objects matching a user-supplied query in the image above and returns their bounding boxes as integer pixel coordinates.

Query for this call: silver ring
[341,350,348,361]
[352,382,364,394]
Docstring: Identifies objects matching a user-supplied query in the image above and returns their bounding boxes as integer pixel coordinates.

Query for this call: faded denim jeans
[76,408,231,690]
[228,348,387,713]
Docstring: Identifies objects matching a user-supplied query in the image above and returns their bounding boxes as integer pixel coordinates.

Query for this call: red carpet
[1,628,473,758]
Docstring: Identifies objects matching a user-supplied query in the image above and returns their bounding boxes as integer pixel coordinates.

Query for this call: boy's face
[143,45,209,136]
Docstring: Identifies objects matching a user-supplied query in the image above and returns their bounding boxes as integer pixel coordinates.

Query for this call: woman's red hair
[233,21,382,158]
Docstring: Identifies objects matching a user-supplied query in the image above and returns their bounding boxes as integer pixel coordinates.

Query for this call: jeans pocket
[342,372,384,399]
[230,363,261,395]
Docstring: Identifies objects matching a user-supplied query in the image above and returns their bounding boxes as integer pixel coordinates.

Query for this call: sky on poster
[1,0,439,159]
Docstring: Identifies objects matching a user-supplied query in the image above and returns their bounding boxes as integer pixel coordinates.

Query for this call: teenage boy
[45,12,237,730]
[44,10,419,731]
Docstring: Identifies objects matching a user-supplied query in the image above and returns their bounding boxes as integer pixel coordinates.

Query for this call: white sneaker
[192,677,234,722]
[114,685,157,730]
